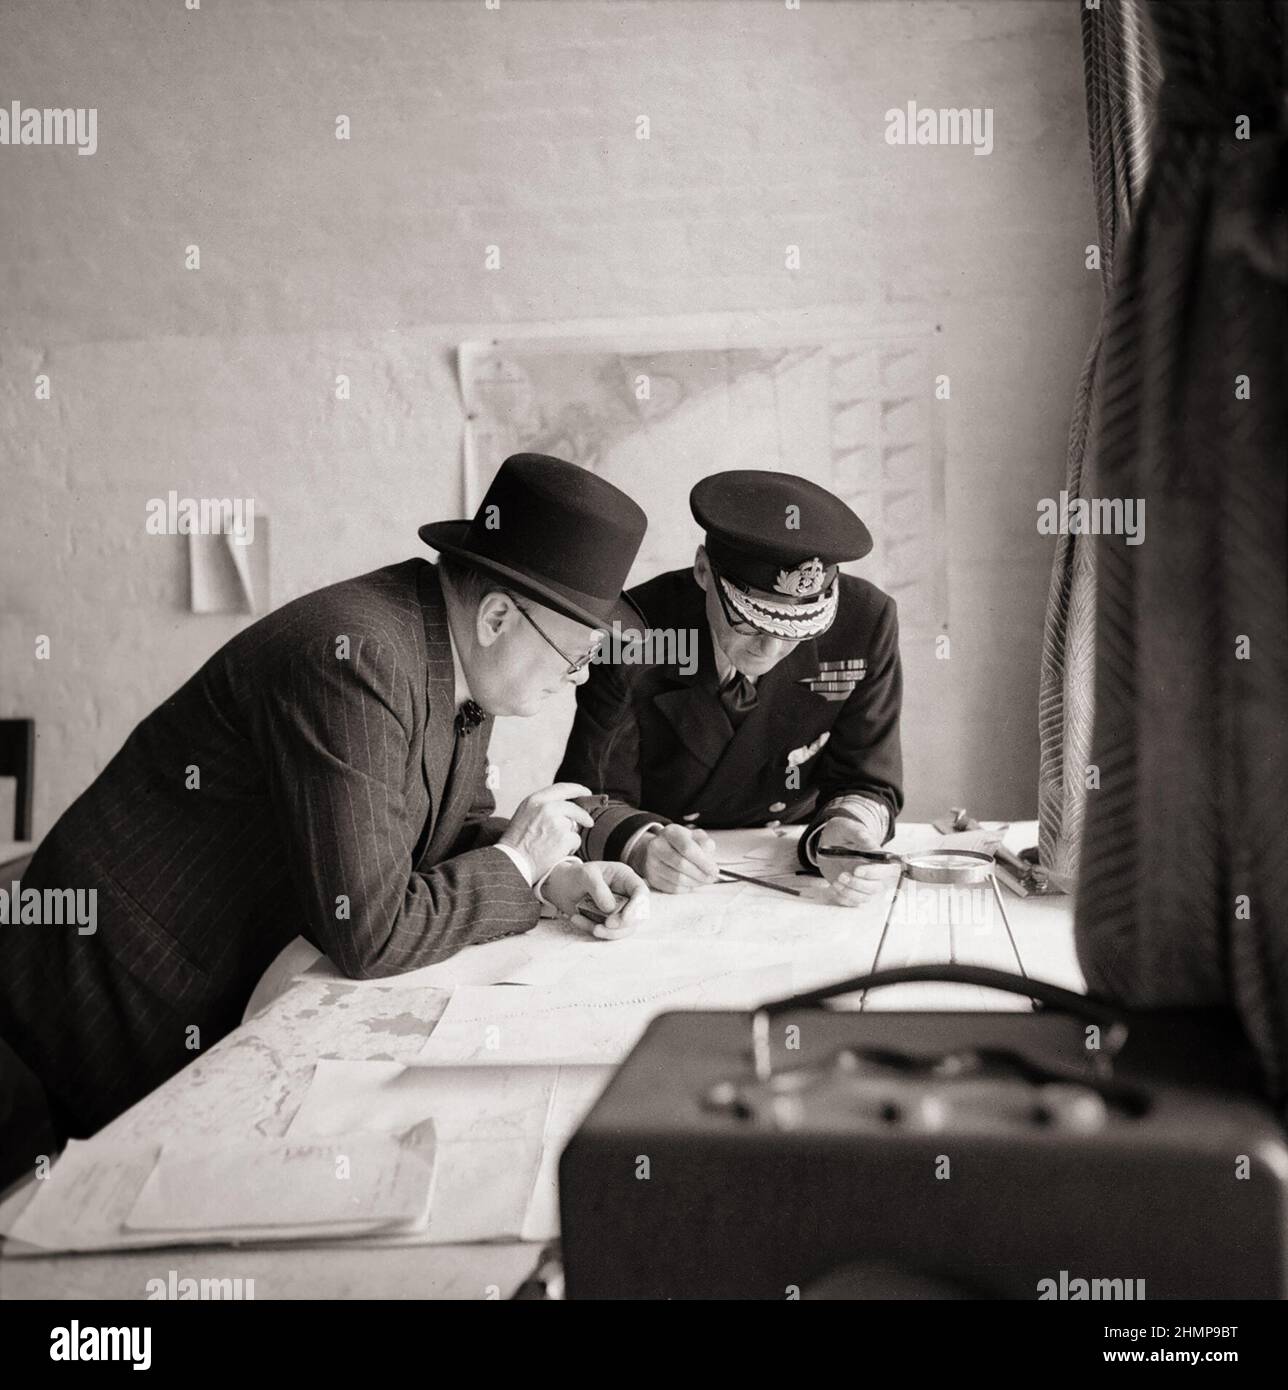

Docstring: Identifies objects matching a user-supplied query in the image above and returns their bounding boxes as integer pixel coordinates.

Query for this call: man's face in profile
[470,591,601,716]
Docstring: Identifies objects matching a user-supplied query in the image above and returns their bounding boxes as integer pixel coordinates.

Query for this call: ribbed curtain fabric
[1073,1,1288,1106]
[1038,0,1161,884]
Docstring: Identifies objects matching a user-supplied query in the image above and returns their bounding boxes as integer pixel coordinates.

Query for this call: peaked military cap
[691,470,872,639]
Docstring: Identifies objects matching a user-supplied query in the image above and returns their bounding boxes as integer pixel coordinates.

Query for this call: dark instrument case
[559,966,1288,1299]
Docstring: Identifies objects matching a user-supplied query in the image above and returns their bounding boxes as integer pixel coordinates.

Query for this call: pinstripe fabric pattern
[1075,2,1288,1104]
[0,559,540,1138]
[1038,0,1161,881]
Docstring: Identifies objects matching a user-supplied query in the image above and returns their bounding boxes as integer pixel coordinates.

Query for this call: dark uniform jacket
[0,560,538,1140]
[557,567,903,866]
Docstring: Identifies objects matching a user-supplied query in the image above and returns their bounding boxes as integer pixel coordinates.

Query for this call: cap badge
[774,557,825,598]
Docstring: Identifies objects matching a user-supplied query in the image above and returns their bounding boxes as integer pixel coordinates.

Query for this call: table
[0,824,1078,1299]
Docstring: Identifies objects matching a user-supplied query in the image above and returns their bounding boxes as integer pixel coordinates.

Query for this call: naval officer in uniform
[557,470,903,907]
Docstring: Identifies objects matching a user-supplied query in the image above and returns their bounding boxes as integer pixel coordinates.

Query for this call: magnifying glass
[817,846,996,885]
[816,845,1017,969]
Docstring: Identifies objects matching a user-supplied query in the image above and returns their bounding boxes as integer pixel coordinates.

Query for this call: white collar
[444,608,474,712]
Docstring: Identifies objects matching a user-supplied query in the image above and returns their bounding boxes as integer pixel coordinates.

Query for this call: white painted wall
[0,0,1098,832]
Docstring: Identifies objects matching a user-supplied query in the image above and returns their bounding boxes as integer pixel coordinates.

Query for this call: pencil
[716,868,802,897]
[814,846,902,864]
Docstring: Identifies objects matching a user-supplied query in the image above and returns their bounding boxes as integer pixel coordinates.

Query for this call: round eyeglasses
[504,592,603,676]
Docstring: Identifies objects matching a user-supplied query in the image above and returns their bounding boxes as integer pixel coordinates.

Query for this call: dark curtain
[1038,0,1161,885]
[1075,1,1288,1103]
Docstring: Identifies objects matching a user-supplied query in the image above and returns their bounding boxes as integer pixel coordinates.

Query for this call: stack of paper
[288,1059,608,1243]
[3,1130,436,1255]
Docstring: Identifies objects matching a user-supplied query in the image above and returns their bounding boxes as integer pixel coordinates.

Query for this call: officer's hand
[499,783,595,880]
[817,817,898,908]
[541,860,650,940]
[636,824,720,894]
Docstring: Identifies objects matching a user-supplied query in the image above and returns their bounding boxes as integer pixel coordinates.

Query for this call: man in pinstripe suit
[0,454,649,1142]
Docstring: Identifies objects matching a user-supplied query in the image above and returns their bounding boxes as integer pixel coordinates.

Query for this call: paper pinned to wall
[189,519,270,614]
[459,332,946,816]
[458,335,945,632]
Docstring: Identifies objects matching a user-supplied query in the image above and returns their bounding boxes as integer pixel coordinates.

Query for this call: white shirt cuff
[620,821,665,869]
[804,796,891,864]
[494,842,535,885]
[534,855,580,906]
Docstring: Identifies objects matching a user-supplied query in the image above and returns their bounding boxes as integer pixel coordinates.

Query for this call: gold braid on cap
[720,574,839,639]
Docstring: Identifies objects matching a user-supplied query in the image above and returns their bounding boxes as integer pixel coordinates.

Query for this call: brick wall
[0,0,1098,833]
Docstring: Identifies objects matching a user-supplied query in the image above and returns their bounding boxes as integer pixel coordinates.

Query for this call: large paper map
[456,333,947,807]
[459,335,946,633]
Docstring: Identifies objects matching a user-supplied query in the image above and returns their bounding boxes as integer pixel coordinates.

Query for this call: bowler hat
[419,453,647,630]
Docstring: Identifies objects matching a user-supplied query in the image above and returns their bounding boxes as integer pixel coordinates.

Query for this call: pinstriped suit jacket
[0,559,539,1138]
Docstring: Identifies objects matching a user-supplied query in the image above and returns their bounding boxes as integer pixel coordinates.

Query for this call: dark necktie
[718,670,758,730]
